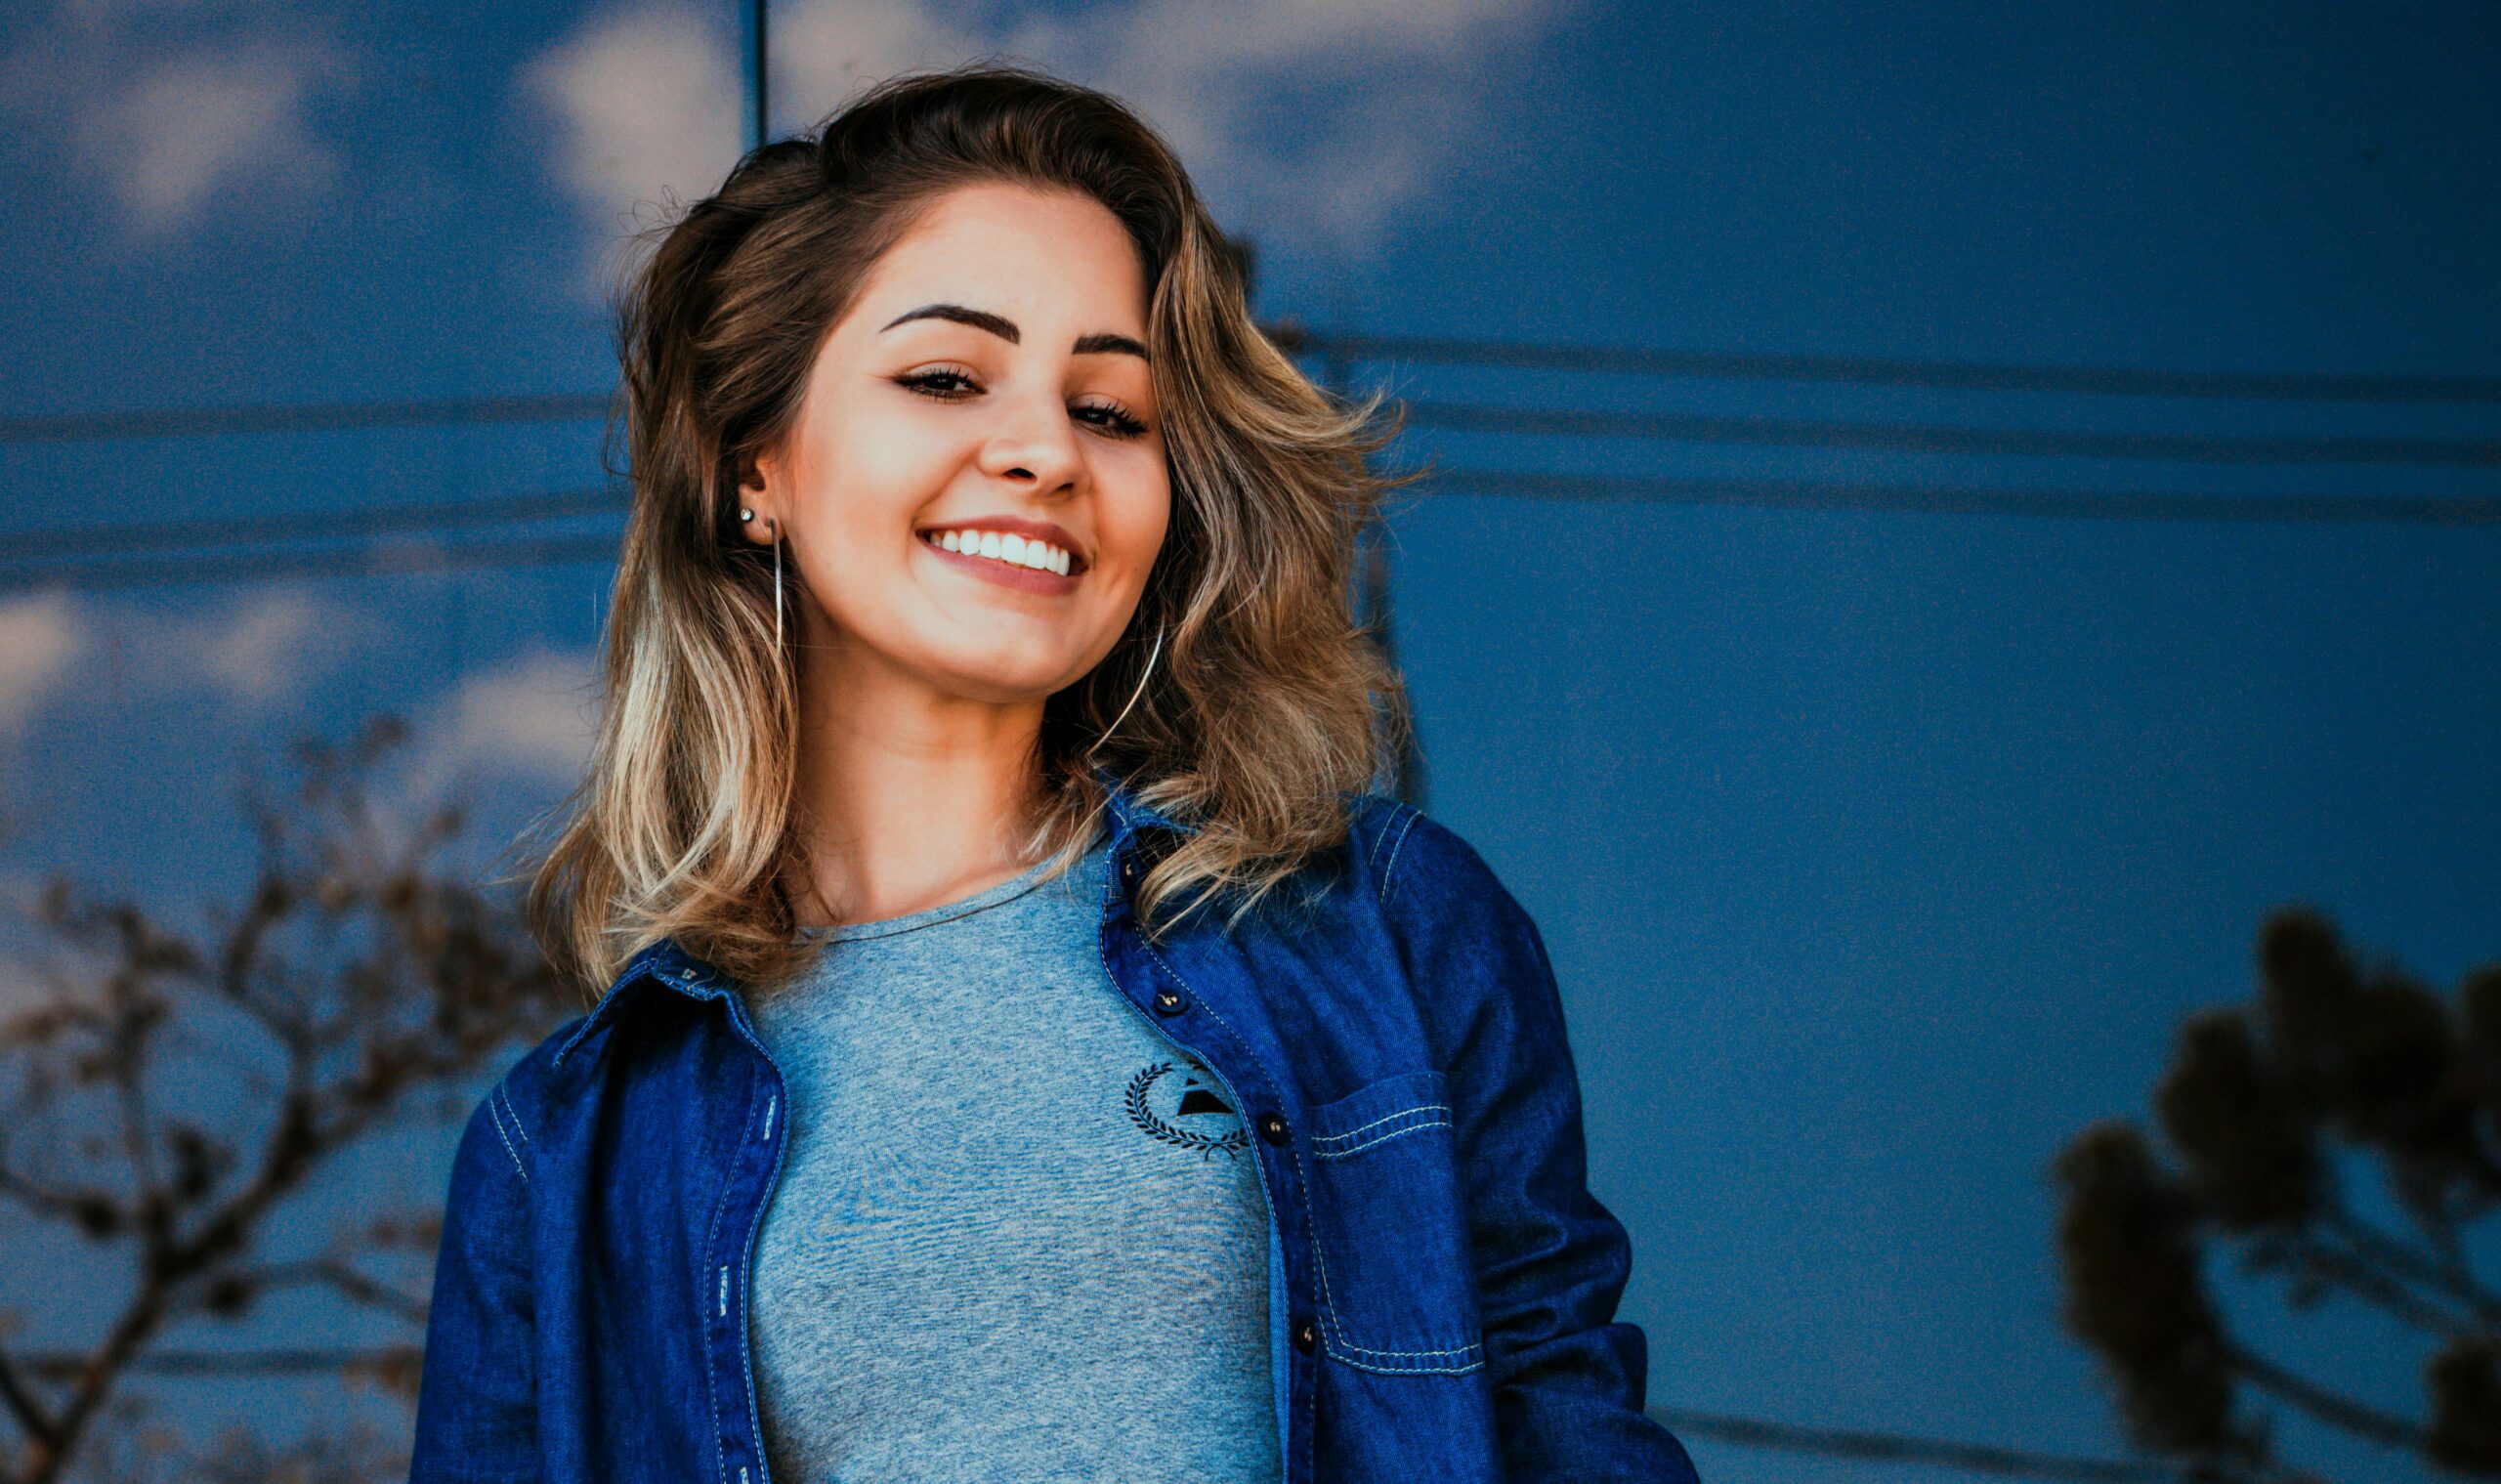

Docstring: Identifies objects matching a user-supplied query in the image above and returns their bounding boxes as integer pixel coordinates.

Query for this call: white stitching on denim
[1318,1322,1483,1364]
[1363,799,1406,876]
[762,1093,775,1143]
[1314,1118,1453,1161]
[554,952,670,1066]
[1303,1099,1482,1373]
[1328,1343,1486,1377]
[1336,1338,1482,1360]
[735,1079,788,1484]
[1310,1103,1452,1148]
[699,1084,761,1484]
[496,1084,531,1145]
[1133,935,1481,1372]
[484,1091,528,1184]
[713,998,792,1484]
[1377,807,1422,906]
[1140,936,1430,1361]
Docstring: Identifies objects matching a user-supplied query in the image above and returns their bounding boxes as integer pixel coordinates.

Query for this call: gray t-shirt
[738,827,1283,1483]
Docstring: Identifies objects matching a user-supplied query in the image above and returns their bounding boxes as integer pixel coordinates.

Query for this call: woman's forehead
[848,183,1149,328]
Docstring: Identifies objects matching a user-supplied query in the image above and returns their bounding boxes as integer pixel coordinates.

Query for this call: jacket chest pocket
[1301,1068,1485,1375]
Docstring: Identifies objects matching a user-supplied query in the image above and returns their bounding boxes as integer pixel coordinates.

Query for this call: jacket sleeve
[409,1081,540,1481]
[1378,809,1702,1483]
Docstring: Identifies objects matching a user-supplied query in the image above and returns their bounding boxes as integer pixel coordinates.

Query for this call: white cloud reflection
[528,0,1565,286]
[0,4,346,241]
[0,592,90,743]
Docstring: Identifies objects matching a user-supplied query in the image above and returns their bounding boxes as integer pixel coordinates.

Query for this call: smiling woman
[535,66,1408,985]
[413,64,1698,1484]
[737,181,1172,751]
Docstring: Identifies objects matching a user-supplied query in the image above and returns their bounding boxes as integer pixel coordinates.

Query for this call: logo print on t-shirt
[1125,1057,1249,1160]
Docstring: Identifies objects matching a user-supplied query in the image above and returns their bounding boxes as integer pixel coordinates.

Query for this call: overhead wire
[8,465,2499,594]
[9,385,2486,467]
[6,327,2498,447]
[0,487,623,562]
[3,328,2495,590]
[1282,327,2501,404]
[15,223,2473,450]
[1,1350,2290,1480]
[0,393,610,445]
[1397,401,2497,467]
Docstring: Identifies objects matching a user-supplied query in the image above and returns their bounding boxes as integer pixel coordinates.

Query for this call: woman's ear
[737,449,780,544]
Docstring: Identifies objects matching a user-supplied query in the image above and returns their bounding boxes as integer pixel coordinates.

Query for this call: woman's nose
[977,389,1084,495]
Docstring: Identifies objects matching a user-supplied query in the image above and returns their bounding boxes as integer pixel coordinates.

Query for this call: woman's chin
[922,650,1090,705]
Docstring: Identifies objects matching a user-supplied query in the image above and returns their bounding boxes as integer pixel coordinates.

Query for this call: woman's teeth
[928,529,1073,576]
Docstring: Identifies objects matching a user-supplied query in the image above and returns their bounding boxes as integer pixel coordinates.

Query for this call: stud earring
[741,508,755,524]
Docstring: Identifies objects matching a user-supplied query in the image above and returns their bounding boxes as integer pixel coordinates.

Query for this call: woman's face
[745,180,1169,710]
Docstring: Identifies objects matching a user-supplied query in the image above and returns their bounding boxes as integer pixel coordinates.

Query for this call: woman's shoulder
[1326,793,1575,1087]
[462,1008,592,1159]
[1337,789,1524,924]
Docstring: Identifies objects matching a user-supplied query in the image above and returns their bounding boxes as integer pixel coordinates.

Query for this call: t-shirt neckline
[795,827,1110,945]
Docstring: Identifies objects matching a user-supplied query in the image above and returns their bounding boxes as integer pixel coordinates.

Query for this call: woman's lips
[916,531,1082,595]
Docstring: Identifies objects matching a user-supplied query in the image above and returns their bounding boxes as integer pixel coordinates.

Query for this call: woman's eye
[896,369,1145,438]
[895,367,980,398]
[1075,402,1149,438]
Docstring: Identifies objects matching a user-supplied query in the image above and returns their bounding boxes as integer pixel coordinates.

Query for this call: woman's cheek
[1097,444,1170,520]
[835,400,960,497]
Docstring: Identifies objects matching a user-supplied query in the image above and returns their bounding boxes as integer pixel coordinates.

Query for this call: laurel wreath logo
[1125,1061,1248,1161]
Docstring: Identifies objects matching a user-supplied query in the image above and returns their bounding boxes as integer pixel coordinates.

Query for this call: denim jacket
[410,773,1701,1483]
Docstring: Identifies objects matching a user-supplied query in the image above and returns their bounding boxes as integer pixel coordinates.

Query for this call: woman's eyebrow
[880,303,1148,362]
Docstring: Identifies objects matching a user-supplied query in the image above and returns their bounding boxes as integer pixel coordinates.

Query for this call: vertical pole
[742,0,770,152]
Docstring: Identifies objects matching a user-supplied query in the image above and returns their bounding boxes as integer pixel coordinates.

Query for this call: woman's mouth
[922,526,1077,574]
[916,526,1084,595]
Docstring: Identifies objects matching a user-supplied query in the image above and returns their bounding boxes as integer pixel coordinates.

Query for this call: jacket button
[1152,987,1185,1016]
[1293,1318,1317,1354]
[1122,857,1137,883]
[1259,1113,1289,1146]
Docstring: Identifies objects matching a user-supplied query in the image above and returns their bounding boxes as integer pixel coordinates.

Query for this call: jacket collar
[1090,760,1193,838]
[553,765,1189,1068]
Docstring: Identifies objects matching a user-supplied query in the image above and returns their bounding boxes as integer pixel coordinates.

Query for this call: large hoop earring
[1085,622,1165,759]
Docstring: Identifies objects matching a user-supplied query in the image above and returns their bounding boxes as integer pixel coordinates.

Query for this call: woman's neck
[785,637,1054,931]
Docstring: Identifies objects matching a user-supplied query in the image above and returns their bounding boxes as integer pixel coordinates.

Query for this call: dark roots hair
[517,63,1414,997]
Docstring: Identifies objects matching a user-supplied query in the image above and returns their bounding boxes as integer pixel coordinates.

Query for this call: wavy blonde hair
[514,64,1414,1000]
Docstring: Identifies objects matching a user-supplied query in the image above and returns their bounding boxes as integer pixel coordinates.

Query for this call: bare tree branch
[0,1351,58,1454]
[2055,906,2501,1481]
[2224,1342,2430,1452]
[224,1259,430,1329]
[2279,1230,2492,1340]
[0,715,569,1483]
[2322,1207,2501,1330]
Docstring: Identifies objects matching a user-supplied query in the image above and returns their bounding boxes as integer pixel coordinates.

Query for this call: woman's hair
[513,63,1415,1000]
